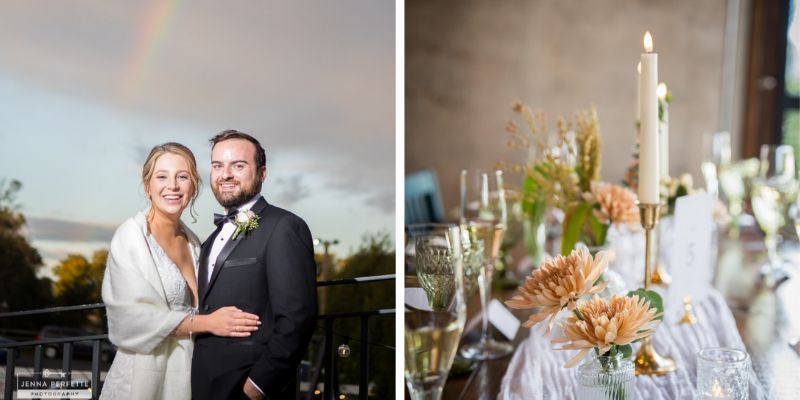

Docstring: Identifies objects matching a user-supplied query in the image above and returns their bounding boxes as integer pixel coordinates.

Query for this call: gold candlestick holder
[651,223,672,286]
[635,203,677,376]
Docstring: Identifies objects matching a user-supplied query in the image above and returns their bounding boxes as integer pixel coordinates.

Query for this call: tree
[323,233,395,398]
[53,250,107,306]
[0,179,53,313]
[0,179,54,333]
[52,251,107,306]
[52,250,108,329]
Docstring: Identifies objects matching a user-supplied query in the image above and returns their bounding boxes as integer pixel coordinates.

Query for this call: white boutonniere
[232,210,259,240]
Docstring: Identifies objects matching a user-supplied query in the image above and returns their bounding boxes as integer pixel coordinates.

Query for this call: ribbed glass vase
[576,353,634,400]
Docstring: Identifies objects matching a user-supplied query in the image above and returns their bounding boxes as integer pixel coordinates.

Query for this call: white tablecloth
[498,289,768,399]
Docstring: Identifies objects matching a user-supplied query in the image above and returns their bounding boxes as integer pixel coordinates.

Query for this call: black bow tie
[213,209,238,227]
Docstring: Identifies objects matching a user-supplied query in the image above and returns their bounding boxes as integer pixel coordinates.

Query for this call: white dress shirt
[206,195,261,283]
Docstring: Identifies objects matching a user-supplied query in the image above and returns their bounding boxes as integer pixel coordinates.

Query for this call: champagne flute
[405,224,467,400]
[751,145,798,275]
[461,231,485,299]
[458,169,514,360]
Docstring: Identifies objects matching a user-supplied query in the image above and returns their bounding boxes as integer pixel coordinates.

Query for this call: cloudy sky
[0,1,395,277]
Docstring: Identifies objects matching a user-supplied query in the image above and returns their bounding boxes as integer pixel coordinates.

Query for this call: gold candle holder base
[679,296,698,325]
[634,337,677,376]
[651,263,672,286]
[635,202,677,376]
[650,212,671,286]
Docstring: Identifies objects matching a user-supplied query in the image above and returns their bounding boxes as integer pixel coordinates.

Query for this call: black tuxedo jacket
[192,197,318,400]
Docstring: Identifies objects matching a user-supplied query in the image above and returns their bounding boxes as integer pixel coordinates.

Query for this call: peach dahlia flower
[552,294,661,368]
[590,182,640,226]
[505,248,609,332]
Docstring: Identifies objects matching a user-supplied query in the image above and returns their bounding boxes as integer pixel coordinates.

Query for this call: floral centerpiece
[506,248,663,399]
[500,103,580,264]
[501,101,640,257]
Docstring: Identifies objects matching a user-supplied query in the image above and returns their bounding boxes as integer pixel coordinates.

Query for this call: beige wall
[406,0,737,215]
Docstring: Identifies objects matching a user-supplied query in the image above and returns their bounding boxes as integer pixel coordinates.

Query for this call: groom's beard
[212,178,262,208]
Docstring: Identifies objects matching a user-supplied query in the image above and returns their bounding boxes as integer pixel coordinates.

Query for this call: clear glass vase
[523,212,547,267]
[576,353,634,400]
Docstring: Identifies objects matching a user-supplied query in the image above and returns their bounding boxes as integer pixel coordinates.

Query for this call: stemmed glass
[458,169,514,360]
[405,224,467,400]
[701,131,732,198]
[719,164,745,234]
[790,195,800,240]
[751,145,798,276]
[495,189,524,278]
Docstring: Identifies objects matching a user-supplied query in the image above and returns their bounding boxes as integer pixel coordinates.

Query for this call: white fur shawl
[101,211,201,399]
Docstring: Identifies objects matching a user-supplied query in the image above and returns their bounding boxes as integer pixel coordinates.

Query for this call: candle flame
[710,381,727,396]
[644,31,653,52]
[637,61,641,73]
[657,82,668,99]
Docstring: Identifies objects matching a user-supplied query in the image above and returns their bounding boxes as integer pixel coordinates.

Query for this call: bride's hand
[206,306,261,337]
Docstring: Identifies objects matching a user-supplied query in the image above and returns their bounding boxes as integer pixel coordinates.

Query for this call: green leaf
[522,175,537,215]
[533,160,554,177]
[561,202,591,255]
[587,211,610,247]
[522,176,546,223]
[618,344,633,359]
[626,288,664,320]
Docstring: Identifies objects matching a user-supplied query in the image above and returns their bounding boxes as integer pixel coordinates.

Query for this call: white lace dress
[100,233,197,399]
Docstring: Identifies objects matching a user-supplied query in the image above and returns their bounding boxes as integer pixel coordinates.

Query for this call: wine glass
[458,169,514,360]
[405,223,467,400]
[495,189,524,277]
[790,194,800,240]
[719,164,745,236]
[711,131,733,166]
[701,131,732,199]
[751,145,798,276]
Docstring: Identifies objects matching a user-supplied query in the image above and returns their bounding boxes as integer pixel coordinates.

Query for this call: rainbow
[120,0,182,101]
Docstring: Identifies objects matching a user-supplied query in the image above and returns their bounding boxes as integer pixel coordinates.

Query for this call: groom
[192,130,318,400]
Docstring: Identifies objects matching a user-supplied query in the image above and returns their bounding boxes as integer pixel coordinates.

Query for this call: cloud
[270,175,311,207]
[364,189,395,214]
[315,148,395,214]
[0,1,394,154]
[0,1,395,216]
[25,217,116,243]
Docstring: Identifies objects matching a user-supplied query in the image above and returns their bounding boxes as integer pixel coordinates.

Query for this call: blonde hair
[142,142,201,222]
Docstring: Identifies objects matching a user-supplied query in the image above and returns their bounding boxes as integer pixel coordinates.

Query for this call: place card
[462,299,521,340]
[488,299,521,340]
[666,193,714,322]
[404,288,433,311]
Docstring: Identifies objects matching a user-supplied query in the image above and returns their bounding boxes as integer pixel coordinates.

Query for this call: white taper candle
[638,31,659,204]
[658,82,669,179]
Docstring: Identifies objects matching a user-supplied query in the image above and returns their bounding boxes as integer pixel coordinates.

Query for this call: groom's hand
[243,378,267,400]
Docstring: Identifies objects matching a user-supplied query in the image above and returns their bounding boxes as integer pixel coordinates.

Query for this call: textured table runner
[498,289,767,399]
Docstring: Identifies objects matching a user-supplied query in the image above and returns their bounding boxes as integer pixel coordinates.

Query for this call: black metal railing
[0,274,395,400]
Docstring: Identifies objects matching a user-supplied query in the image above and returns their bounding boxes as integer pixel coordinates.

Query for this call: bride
[100,143,261,400]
